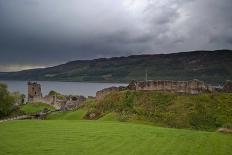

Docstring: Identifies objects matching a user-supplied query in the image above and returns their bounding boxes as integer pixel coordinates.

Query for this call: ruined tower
[27,82,42,102]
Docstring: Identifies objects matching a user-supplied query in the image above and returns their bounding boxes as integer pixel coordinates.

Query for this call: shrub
[118,111,130,122]
[0,83,16,118]
[84,99,96,109]
[222,123,232,129]
[84,109,102,120]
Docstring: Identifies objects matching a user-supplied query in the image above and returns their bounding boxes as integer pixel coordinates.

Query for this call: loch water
[0,80,127,97]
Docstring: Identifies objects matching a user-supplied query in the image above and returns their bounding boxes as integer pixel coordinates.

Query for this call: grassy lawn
[46,109,87,120]
[0,120,232,155]
[20,103,55,114]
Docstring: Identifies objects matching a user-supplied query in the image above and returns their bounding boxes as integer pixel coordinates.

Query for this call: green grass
[46,109,87,120]
[0,120,232,155]
[20,103,55,114]
[98,112,119,121]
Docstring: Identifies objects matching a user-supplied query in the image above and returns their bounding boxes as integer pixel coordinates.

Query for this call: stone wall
[59,95,86,111]
[29,95,56,106]
[30,94,86,110]
[96,80,210,100]
[128,79,211,94]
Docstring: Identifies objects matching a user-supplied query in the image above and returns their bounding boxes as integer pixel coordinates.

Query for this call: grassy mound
[20,102,55,114]
[98,112,119,121]
[95,91,232,131]
[46,109,87,120]
[0,120,231,155]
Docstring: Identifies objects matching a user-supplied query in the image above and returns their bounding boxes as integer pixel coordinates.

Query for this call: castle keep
[28,82,43,102]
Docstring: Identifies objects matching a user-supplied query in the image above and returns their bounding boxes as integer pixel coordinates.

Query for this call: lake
[0,80,127,97]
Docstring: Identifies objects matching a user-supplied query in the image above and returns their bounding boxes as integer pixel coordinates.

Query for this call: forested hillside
[1,50,232,84]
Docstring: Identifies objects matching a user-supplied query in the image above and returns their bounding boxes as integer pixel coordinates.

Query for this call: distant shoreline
[0,80,128,97]
[0,79,128,85]
[1,50,231,85]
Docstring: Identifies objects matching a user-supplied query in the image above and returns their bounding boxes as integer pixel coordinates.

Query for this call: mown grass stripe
[0,120,232,155]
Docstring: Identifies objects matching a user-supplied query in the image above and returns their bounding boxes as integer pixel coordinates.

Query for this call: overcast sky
[0,0,232,71]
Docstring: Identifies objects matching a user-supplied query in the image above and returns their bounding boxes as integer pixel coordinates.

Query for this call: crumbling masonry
[127,79,211,94]
[27,82,86,110]
[96,79,213,100]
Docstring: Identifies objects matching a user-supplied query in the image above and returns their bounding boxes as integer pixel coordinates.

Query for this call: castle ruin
[96,79,213,100]
[28,82,43,103]
[28,82,57,106]
[27,82,86,110]
[127,79,212,94]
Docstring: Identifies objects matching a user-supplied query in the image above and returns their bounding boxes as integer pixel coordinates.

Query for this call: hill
[44,91,232,131]
[0,50,232,84]
[84,91,232,131]
[0,120,231,155]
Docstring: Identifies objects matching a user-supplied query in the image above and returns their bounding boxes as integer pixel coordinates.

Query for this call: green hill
[92,91,232,131]
[1,50,232,84]
[0,120,231,155]
[98,112,119,121]
[41,91,232,131]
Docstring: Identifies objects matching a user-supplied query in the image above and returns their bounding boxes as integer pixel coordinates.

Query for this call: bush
[223,123,232,129]
[118,111,130,122]
[0,83,15,118]
[84,109,102,120]
[84,99,96,109]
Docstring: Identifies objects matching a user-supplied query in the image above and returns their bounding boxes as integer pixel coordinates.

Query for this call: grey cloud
[0,0,231,71]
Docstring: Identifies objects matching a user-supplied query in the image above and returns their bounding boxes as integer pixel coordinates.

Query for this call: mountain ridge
[1,50,232,85]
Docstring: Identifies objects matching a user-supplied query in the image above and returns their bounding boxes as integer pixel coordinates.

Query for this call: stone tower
[28,82,42,102]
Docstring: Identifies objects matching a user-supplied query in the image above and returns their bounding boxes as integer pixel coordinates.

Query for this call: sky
[0,0,232,71]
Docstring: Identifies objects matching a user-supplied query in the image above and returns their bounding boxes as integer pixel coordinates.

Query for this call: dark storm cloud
[0,0,231,71]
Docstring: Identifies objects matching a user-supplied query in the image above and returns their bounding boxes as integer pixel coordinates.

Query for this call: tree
[11,91,25,105]
[0,83,15,118]
[21,94,26,104]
